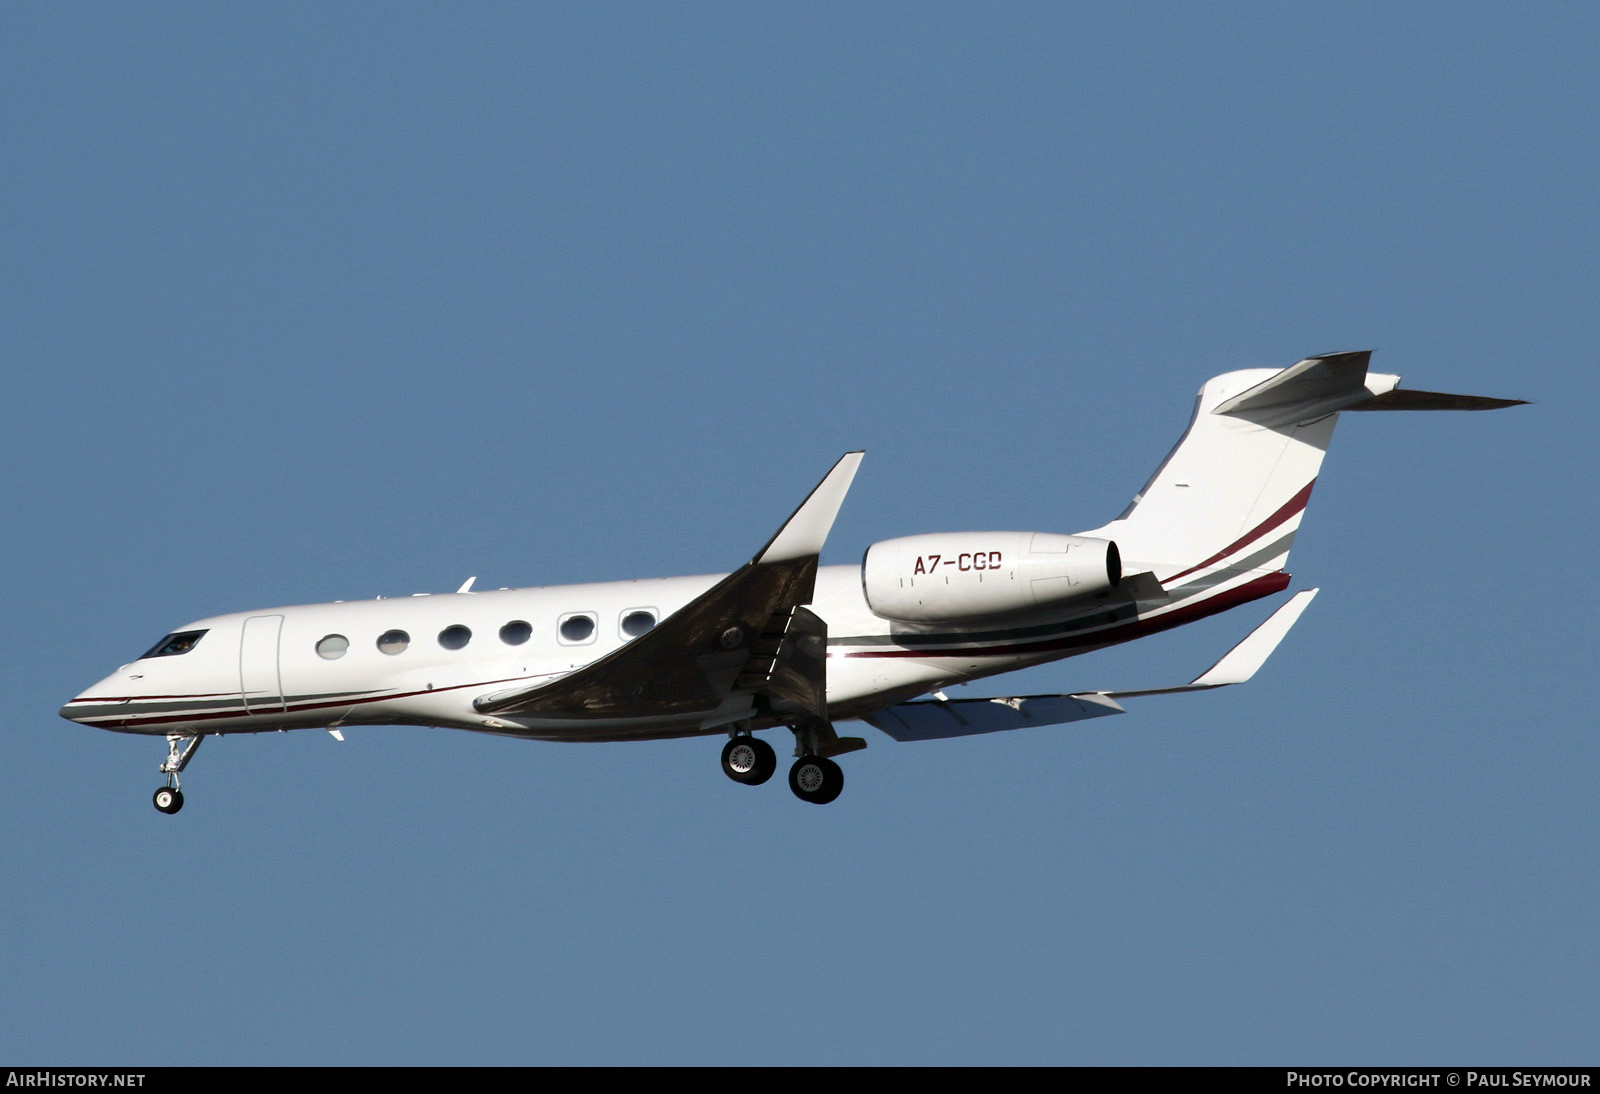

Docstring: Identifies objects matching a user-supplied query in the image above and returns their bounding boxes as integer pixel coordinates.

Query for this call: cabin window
[316,634,350,660]
[558,613,596,644]
[620,609,657,638]
[499,620,532,645]
[140,630,208,659]
[377,630,410,655]
[438,625,472,650]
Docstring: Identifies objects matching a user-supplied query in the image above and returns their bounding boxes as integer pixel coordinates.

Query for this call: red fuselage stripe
[66,692,238,704]
[75,675,533,730]
[1161,480,1315,586]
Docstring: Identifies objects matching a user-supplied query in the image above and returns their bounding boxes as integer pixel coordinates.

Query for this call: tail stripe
[1163,532,1299,597]
[1162,479,1316,586]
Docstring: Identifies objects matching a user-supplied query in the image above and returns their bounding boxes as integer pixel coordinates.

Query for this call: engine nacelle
[861,532,1122,624]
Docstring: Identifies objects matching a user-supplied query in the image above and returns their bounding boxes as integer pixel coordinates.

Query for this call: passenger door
[239,614,286,714]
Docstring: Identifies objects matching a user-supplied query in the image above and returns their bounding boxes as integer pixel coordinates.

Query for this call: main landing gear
[153,733,203,815]
[719,721,863,805]
[720,735,777,785]
[788,754,844,805]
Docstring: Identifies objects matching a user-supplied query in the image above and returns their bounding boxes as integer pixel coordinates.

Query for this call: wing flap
[759,606,829,720]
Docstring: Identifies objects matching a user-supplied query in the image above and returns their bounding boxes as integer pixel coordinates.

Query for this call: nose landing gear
[153,733,203,815]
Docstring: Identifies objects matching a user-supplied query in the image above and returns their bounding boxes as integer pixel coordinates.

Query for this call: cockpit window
[141,630,208,659]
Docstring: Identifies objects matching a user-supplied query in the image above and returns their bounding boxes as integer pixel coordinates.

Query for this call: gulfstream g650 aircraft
[61,352,1522,812]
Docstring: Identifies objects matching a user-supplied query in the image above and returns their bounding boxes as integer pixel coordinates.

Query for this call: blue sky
[2,4,1594,1064]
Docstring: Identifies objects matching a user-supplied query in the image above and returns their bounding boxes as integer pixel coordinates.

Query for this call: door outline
[240,615,286,714]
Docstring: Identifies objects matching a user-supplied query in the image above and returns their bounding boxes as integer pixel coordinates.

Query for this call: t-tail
[864,352,1521,746]
[1081,350,1525,609]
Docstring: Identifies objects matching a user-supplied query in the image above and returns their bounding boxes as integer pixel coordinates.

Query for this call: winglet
[754,452,865,564]
[1099,588,1318,697]
[1186,587,1318,687]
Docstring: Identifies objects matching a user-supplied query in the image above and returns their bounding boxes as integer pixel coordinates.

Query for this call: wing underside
[863,589,1317,742]
[474,453,862,733]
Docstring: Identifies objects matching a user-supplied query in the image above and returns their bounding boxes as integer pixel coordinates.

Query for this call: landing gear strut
[153,733,203,815]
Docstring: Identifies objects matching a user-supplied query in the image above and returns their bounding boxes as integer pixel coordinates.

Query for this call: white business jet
[61,351,1522,812]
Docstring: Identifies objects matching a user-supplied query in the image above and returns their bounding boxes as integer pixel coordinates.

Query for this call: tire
[788,755,843,805]
[153,787,184,814]
[744,736,776,786]
[721,736,777,786]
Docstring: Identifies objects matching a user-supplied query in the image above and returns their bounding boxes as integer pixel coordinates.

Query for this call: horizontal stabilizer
[1205,351,1413,429]
[1212,351,1375,419]
[1346,388,1528,412]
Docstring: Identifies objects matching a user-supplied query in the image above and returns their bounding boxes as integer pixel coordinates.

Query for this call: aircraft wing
[862,692,1127,742]
[863,589,1317,742]
[473,453,863,727]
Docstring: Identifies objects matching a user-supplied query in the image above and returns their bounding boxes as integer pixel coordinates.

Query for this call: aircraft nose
[60,684,109,723]
[61,673,126,725]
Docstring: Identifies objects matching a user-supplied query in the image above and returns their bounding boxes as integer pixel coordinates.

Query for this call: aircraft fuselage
[63,560,1256,742]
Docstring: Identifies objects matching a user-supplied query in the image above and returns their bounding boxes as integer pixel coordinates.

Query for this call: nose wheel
[153,786,184,814]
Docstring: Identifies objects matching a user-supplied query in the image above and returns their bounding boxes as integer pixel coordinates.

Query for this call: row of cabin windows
[312,609,658,661]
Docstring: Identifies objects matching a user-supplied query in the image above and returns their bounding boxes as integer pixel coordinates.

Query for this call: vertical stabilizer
[1084,352,1391,589]
[1082,351,1522,602]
